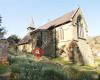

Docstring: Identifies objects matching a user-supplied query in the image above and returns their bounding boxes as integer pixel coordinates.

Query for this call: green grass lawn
[0,64,10,74]
[95,56,100,65]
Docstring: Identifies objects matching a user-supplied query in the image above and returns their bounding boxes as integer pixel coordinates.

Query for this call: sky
[0,0,100,38]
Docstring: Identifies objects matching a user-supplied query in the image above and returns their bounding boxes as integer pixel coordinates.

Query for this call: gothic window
[77,15,84,38]
[60,28,64,40]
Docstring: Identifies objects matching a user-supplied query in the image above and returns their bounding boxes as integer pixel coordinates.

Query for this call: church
[18,8,95,66]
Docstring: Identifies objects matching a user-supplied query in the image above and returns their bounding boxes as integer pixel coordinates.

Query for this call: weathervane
[74,0,80,8]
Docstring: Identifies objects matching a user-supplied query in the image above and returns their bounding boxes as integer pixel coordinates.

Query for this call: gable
[72,8,88,31]
[71,8,88,39]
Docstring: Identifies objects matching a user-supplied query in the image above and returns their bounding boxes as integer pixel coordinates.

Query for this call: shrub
[10,60,99,80]
[11,64,20,73]
[8,53,34,65]
[17,61,68,80]
[8,47,16,55]
[8,52,99,80]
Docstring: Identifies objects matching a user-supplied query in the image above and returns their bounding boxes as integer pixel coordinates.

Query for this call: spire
[27,17,36,33]
[28,17,35,28]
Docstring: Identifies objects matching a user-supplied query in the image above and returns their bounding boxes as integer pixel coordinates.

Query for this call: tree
[0,27,6,35]
[7,34,20,44]
[7,35,20,52]
[0,15,6,36]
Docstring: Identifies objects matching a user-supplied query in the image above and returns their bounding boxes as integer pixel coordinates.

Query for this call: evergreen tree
[0,15,6,36]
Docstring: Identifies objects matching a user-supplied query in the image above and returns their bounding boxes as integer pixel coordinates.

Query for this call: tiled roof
[18,34,31,45]
[38,8,78,30]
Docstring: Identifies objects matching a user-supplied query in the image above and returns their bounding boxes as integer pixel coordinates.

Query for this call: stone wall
[55,22,74,59]
[0,40,8,56]
[18,42,32,53]
[0,39,8,64]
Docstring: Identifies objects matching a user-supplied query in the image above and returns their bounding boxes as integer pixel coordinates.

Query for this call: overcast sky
[0,0,100,38]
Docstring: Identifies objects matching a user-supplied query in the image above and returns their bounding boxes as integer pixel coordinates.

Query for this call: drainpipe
[54,27,56,58]
[41,31,42,49]
[30,33,33,52]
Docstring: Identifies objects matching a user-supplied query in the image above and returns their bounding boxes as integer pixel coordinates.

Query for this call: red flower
[32,47,44,59]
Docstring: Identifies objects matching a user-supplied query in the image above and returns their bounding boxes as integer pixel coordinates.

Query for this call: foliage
[0,16,6,36]
[0,27,6,36]
[10,63,20,74]
[10,61,68,80]
[10,61,99,80]
[40,56,49,61]
[8,52,34,65]
[7,51,100,80]
[63,66,98,80]
[7,34,20,44]
[0,64,9,74]
[50,57,68,65]
[8,53,99,80]
[8,47,16,55]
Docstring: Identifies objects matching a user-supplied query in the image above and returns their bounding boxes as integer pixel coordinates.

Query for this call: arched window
[77,15,84,38]
[60,28,64,40]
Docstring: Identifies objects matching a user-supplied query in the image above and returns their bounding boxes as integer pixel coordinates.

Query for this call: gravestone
[0,39,8,64]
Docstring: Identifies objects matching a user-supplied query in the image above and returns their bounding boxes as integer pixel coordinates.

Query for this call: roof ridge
[38,8,79,29]
[71,8,80,19]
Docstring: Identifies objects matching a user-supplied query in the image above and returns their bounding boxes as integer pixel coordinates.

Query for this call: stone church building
[18,8,95,66]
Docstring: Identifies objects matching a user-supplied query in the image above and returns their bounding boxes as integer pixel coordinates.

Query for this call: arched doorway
[67,41,83,64]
